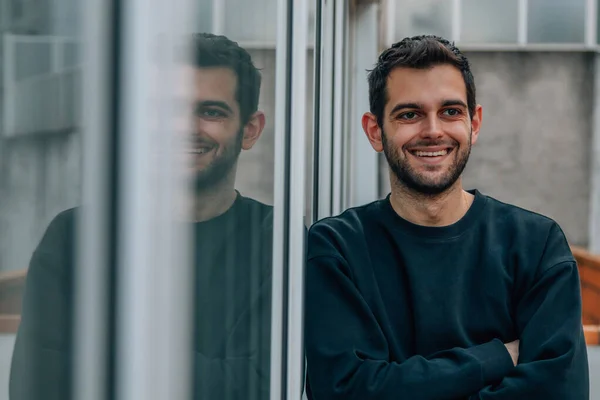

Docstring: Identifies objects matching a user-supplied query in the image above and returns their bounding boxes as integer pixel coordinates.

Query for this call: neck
[192,172,238,222]
[389,177,474,227]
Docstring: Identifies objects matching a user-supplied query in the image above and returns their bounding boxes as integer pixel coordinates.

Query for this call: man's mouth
[408,147,453,157]
[412,149,449,157]
[188,145,214,155]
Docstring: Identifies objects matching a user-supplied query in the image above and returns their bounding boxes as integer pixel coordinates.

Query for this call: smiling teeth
[415,150,448,157]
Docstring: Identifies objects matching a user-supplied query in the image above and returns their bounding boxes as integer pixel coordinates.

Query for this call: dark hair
[192,33,262,123]
[367,35,476,126]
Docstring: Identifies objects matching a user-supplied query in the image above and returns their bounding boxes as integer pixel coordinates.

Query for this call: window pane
[461,0,518,43]
[221,0,316,44]
[190,0,288,397]
[528,0,586,43]
[393,0,452,42]
[1,0,84,398]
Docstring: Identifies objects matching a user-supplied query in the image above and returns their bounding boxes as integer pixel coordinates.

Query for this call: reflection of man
[10,33,273,400]
[304,35,589,399]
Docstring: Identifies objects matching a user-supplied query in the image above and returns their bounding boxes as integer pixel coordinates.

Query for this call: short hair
[367,35,476,126]
[192,33,262,123]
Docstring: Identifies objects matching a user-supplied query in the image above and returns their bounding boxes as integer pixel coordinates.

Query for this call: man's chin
[398,174,459,196]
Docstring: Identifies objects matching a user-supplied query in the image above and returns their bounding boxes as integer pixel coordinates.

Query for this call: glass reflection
[190,33,273,400]
[9,33,274,400]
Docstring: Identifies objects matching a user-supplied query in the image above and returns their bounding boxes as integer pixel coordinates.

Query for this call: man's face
[181,66,264,191]
[366,64,482,195]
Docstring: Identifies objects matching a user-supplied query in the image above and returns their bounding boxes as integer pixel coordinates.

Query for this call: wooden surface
[0,269,26,333]
[572,246,600,345]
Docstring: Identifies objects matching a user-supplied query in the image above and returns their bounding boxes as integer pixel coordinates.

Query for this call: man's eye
[443,108,461,116]
[197,108,226,118]
[399,112,418,120]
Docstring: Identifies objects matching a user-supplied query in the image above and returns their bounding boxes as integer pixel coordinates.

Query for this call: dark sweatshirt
[10,193,273,400]
[304,189,589,399]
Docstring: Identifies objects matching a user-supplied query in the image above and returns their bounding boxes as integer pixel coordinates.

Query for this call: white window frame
[384,0,600,52]
[2,34,82,137]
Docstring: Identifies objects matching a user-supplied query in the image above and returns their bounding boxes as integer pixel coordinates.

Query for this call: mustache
[404,139,459,149]
[188,137,217,147]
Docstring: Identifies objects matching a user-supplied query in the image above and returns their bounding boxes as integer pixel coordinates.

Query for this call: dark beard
[194,129,243,191]
[382,129,471,196]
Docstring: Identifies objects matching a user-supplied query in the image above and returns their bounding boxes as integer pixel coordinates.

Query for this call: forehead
[385,64,467,109]
[174,65,239,106]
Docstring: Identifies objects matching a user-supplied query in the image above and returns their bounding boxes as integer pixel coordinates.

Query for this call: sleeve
[9,211,74,400]
[194,276,272,400]
[304,254,515,400]
[469,260,589,399]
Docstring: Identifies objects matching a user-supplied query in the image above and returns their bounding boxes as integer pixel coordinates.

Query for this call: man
[10,33,273,400]
[304,35,589,399]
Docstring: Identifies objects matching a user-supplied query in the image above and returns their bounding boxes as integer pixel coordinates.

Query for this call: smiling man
[10,33,273,400]
[304,35,589,399]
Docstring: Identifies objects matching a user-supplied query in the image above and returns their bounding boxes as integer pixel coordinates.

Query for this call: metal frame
[518,0,528,45]
[113,0,195,398]
[270,0,311,397]
[384,0,600,50]
[347,0,380,208]
[451,0,461,43]
[331,0,348,215]
[73,0,113,398]
[314,0,335,221]
[269,0,291,395]
[586,0,598,47]
[285,0,309,393]
[590,54,600,254]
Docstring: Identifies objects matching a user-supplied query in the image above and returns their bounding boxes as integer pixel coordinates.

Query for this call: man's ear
[470,104,483,146]
[362,112,384,152]
[241,111,266,150]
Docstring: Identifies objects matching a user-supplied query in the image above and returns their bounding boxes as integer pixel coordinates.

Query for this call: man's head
[185,33,265,191]
[362,35,482,196]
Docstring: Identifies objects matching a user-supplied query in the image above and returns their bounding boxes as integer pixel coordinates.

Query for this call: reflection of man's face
[187,66,244,190]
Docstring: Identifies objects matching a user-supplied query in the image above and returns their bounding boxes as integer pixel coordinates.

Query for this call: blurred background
[0,0,599,399]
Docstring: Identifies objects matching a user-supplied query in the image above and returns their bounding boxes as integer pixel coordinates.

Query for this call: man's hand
[504,340,519,366]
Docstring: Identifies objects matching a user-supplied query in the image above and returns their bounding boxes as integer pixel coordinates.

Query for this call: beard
[194,129,243,191]
[382,129,472,196]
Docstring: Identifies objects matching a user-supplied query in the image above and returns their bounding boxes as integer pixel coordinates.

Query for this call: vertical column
[451,0,461,43]
[331,0,347,215]
[73,0,113,398]
[315,0,334,221]
[286,0,309,397]
[518,0,528,45]
[590,54,600,253]
[348,0,379,208]
[585,0,597,47]
[114,0,195,398]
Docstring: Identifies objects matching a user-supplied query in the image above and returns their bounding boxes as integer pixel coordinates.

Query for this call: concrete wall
[0,133,81,272]
[379,51,593,247]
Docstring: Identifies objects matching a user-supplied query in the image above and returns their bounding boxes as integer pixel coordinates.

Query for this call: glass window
[528,0,586,44]
[393,0,452,42]
[1,0,83,398]
[221,0,316,45]
[460,0,519,43]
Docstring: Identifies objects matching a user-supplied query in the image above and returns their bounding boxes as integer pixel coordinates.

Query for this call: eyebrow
[441,99,468,109]
[389,99,468,115]
[195,100,234,114]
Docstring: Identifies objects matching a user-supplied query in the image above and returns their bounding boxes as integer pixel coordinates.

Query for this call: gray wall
[0,133,81,272]
[380,51,593,247]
